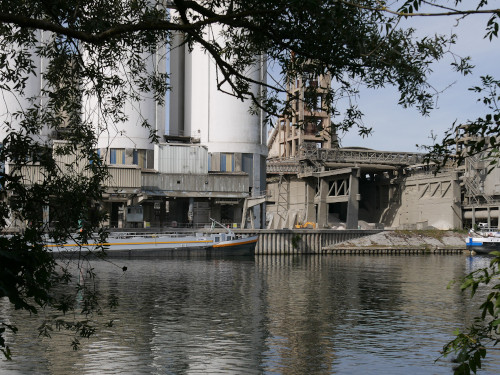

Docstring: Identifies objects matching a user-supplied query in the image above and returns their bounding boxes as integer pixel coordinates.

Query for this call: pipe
[463,210,499,219]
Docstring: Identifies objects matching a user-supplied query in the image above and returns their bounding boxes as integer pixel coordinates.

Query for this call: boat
[466,227,500,255]
[47,219,258,258]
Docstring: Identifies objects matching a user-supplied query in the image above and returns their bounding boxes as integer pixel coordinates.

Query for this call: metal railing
[310,148,424,166]
[267,148,426,175]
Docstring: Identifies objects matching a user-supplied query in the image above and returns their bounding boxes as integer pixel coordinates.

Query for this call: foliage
[0,0,499,359]
[441,253,500,375]
[424,75,500,169]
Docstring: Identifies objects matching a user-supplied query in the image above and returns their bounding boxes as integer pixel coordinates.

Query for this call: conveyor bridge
[267,148,425,174]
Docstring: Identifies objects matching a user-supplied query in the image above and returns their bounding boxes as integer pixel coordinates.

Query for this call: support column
[488,207,491,228]
[251,153,266,229]
[317,178,329,228]
[240,198,248,229]
[188,197,194,227]
[498,206,500,230]
[305,180,316,223]
[346,168,360,229]
[472,207,476,228]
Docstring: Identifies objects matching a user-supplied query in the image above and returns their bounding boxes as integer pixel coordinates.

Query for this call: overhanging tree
[0,0,499,364]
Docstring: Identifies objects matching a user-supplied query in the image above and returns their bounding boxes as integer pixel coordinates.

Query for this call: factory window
[110,148,125,165]
[220,153,234,172]
[308,77,319,88]
[208,154,212,171]
[133,149,146,168]
[315,95,322,111]
[304,118,323,136]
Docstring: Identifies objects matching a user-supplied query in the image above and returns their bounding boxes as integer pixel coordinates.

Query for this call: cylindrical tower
[85,47,166,168]
[183,39,266,156]
[0,30,50,144]
[169,23,268,227]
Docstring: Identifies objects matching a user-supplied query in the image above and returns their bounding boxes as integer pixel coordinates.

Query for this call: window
[220,153,234,172]
[133,149,146,168]
[304,118,323,136]
[315,95,322,111]
[110,148,125,165]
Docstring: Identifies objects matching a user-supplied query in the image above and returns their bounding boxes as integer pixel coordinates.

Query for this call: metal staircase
[277,174,289,227]
[463,155,494,205]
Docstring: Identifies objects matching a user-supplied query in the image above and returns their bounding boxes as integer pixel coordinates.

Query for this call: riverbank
[322,230,468,255]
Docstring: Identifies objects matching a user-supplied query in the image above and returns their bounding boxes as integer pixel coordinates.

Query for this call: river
[1,254,499,374]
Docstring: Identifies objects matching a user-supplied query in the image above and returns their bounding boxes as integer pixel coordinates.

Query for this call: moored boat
[466,228,500,255]
[47,219,258,257]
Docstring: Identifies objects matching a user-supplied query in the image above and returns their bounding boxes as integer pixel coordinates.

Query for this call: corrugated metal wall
[142,173,248,194]
[10,163,141,189]
[155,144,208,174]
[107,166,141,188]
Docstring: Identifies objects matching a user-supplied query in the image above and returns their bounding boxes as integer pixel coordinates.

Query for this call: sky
[337,10,500,152]
[165,4,499,154]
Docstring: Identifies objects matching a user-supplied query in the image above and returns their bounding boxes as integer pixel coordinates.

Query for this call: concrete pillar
[188,197,194,226]
[317,178,329,228]
[169,32,186,137]
[346,168,360,229]
[488,207,491,228]
[305,180,316,223]
[234,153,242,172]
[472,207,476,227]
[251,153,266,228]
[498,206,500,229]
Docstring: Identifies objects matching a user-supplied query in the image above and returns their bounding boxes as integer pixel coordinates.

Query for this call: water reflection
[1,255,499,374]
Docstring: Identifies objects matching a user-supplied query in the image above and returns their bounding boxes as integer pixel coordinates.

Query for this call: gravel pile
[332,230,466,249]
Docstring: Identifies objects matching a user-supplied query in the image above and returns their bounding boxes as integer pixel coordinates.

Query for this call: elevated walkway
[267,148,424,174]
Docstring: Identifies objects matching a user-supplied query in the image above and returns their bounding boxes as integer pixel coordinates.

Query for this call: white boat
[47,219,258,257]
[466,227,500,255]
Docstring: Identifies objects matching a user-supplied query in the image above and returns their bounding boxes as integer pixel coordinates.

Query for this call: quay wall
[234,229,381,255]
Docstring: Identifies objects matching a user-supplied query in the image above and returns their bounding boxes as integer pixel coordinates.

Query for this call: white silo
[0,30,51,145]
[169,22,267,227]
[182,30,267,157]
[84,46,166,168]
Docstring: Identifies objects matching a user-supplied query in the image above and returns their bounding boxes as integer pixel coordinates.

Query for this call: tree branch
[340,1,500,18]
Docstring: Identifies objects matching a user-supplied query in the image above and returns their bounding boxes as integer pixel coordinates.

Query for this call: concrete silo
[0,30,51,145]
[81,43,166,228]
[85,48,166,169]
[169,26,268,227]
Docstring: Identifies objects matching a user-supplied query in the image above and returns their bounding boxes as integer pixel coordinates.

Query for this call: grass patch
[392,229,451,241]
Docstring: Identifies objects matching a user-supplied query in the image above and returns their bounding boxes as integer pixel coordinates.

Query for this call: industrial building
[266,74,490,231]
[0,26,267,230]
[0,29,497,232]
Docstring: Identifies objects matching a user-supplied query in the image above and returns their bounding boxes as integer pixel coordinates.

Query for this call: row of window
[106,149,242,172]
[107,148,148,168]
[208,153,235,172]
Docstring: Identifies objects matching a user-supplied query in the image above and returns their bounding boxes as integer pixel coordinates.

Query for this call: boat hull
[48,233,258,258]
[466,236,500,255]
[212,235,258,257]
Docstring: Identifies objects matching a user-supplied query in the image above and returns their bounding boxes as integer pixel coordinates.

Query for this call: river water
[1,254,499,374]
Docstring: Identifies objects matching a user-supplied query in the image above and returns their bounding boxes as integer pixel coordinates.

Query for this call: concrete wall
[392,171,461,230]
[265,177,309,228]
[237,229,381,254]
[483,165,500,197]
[266,170,462,230]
